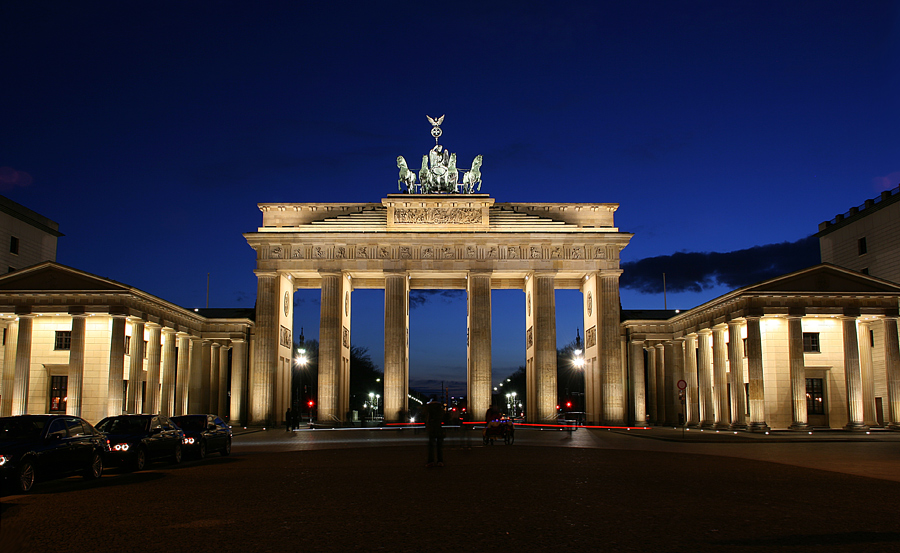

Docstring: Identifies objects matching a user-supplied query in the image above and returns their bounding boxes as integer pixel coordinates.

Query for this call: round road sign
[677,379,687,390]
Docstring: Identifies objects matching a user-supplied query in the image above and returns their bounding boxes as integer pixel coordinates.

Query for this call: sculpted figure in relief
[400,246,411,259]
[357,247,368,258]
[292,248,303,259]
[379,247,390,258]
[335,246,346,259]
[423,247,434,259]
[508,246,519,259]
[488,246,498,259]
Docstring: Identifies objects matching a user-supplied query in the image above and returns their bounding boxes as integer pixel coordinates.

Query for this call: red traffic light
[307,400,314,408]
[565,401,572,408]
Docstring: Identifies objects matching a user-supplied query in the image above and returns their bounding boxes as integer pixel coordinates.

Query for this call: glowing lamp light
[113,444,130,451]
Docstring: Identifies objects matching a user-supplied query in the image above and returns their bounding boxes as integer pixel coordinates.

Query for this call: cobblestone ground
[3,436,900,553]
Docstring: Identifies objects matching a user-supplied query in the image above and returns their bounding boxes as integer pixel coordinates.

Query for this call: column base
[713,422,731,430]
[843,422,870,432]
[889,423,900,431]
[700,421,716,429]
[747,422,770,432]
[729,422,748,430]
[789,423,810,431]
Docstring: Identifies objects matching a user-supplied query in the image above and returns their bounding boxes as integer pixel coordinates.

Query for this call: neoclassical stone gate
[243,194,632,426]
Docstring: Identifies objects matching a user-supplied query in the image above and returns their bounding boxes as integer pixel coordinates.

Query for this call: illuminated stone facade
[244,194,633,426]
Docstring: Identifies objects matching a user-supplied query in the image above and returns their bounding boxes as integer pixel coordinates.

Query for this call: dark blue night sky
[3,1,898,393]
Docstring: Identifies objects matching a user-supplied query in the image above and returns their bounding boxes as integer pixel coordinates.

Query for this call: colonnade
[628,310,900,430]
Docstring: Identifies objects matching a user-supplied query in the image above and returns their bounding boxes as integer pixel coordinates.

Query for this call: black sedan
[171,414,232,459]
[0,415,108,493]
[95,415,184,471]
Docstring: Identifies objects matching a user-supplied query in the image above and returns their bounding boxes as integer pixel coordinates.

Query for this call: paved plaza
[2,428,899,552]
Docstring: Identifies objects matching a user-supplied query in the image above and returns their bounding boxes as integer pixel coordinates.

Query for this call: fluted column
[12,313,34,416]
[66,312,87,417]
[107,315,127,417]
[745,316,769,431]
[655,344,665,425]
[467,271,492,424]
[646,345,657,424]
[318,272,342,424]
[697,329,714,428]
[599,271,624,423]
[712,326,730,429]
[529,272,557,422]
[842,313,869,431]
[251,273,278,425]
[210,342,221,416]
[726,321,747,429]
[684,334,699,426]
[663,341,678,425]
[384,271,410,422]
[144,324,162,414]
[1,321,18,416]
[671,338,685,426]
[175,333,191,416]
[188,337,204,414]
[883,316,900,429]
[126,320,145,414]
[218,345,230,418]
[230,339,248,424]
[787,315,808,430]
[629,339,648,426]
[159,328,176,416]
[196,339,211,413]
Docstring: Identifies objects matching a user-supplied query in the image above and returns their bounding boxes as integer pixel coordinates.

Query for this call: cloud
[621,236,820,294]
[0,167,33,191]
[873,171,900,192]
[409,289,465,309]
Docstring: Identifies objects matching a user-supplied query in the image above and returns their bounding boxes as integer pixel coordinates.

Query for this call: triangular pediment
[742,264,900,294]
[0,262,131,292]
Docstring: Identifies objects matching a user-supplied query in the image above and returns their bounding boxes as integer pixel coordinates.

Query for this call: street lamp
[294,349,308,423]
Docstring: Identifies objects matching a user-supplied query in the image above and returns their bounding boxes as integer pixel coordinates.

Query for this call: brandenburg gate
[243,117,632,426]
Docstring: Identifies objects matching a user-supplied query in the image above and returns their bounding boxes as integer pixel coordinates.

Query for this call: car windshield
[173,417,206,431]
[97,417,148,434]
[0,417,46,440]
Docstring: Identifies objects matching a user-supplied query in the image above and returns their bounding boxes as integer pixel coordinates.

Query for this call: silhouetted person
[424,396,445,467]
[285,408,292,432]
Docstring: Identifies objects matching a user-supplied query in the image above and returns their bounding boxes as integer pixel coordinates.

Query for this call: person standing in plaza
[424,396,445,467]
[285,407,292,432]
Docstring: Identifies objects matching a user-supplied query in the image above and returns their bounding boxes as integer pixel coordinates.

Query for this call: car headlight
[112,443,131,451]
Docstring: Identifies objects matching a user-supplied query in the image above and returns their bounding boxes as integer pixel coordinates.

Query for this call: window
[802,332,820,353]
[9,236,18,255]
[124,335,131,354]
[806,378,825,415]
[870,330,875,348]
[858,237,867,255]
[742,338,748,357]
[49,376,68,412]
[47,418,67,438]
[55,330,72,350]
[144,339,148,358]
[8,267,15,273]
[861,268,869,275]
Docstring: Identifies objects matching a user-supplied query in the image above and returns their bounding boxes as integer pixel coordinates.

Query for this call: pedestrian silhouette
[285,408,292,432]
[424,396,445,467]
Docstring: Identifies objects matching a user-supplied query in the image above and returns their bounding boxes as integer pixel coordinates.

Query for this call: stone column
[532,272,557,422]
[712,326,730,429]
[787,314,808,430]
[467,271,492,424]
[189,337,204,414]
[12,313,34,416]
[684,334,700,426]
[126,320,146,414]
[629,339,648,426]
[107,315,127,417]
[318,272,343,424]
[883,315,900,429]
[671,338,685,426]
[599,270,625,424]
[745,315,769,431]
[663,341,678,426]
[144,324,162,414]
[697,329,714,428]
[654,344,665,425]
[384,271,410,422]
[646,345,657,424]
[210,342,221,416]
[230,339,248,424]
[198,339,211,413]
[1,321,18,416]
[159,328,176,417]
[842,313,869,431]
[66,311,87,417]
[726,321,747,429]
[218,345,230,418]
[251,272,278,425]
[175,333,191,416]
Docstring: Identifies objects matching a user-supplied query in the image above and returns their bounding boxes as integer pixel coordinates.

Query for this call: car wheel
[133,447,147,471]
[84,451,103,480]
[16,460,36,493]
[198,440,207,460]
[172,444,182,464]
[221,438,231,456]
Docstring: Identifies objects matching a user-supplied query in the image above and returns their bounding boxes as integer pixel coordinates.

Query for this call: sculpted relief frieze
[393,207,482,224]
[265,242,609,263]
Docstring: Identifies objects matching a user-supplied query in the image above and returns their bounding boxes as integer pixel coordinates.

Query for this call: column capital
[68,306,86,316]
[697,327,712,335]
[598,269,623,278]
[787,306,806,318]
[254,270,278,278]
[161,326,177,335]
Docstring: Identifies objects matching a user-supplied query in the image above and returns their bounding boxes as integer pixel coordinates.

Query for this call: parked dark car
[95,414,184,471]
[0,414,108,493]
[171,414,232,459]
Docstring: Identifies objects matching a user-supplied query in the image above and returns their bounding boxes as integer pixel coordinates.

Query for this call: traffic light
[307,400,315,409]
[565,401,572,409]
